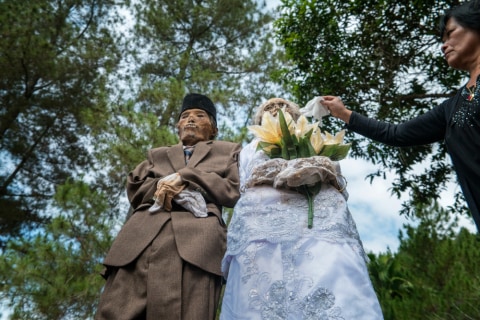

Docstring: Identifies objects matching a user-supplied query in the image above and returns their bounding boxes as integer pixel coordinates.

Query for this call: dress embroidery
[242,239,346,319]
[220,140,384,319]
[249,280,344,320]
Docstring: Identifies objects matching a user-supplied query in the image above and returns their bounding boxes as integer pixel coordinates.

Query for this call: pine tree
[0,0,121,243]
[369,202,480,319]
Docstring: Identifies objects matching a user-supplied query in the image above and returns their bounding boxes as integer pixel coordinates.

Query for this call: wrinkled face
[441,18,480,71]
[258,103,299,125]
[176,108,217,146]
[262,103,296,118]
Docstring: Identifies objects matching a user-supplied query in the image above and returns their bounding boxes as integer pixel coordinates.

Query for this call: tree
[367,251,413,318]
[84,0,287,216]
[0,1,286,318]
[0,0,123,318]
[0,0,121,244]
[369,202,480,319]
[128,0,283,138]
[274,0,470,220]
[0,179,114,320]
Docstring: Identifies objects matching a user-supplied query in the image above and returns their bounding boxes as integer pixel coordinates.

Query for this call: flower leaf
[320,143,351,160]
[278,109,297,159]
[329,143,351,161]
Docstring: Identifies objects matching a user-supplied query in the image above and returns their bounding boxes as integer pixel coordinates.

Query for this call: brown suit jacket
[103,140,241,276]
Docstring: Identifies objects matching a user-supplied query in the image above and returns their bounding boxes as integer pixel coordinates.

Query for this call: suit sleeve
[178,142,241,208]
[126,159,158,212]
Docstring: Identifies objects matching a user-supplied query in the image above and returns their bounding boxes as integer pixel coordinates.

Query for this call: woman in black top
[322,0,480,231]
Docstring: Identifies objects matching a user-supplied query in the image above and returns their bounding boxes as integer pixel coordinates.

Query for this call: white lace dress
[220,140,384,320]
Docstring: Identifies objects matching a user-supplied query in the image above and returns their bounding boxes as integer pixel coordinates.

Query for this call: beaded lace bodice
[220,140,384,319]
[224,140,366,263]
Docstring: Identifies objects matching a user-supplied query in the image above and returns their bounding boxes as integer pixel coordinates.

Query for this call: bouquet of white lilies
[248,108,350,228]
[248,108,350,162]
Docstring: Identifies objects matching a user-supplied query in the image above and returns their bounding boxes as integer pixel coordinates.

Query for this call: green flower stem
[298,183,322,229]
[306,190,314,229]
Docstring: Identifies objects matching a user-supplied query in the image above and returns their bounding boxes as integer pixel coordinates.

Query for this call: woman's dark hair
[439,0,480,38]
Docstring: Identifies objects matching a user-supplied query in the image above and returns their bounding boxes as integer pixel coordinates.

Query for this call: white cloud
[341,156,477,254]
[341,157,408,254]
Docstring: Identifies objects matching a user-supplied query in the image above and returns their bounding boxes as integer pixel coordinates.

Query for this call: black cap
[180,93,217,123]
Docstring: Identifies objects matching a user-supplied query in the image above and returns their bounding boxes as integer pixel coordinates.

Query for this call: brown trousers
[95,219,222,320]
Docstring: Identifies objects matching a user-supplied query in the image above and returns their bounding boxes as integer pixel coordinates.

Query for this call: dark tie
[184,146,194,163]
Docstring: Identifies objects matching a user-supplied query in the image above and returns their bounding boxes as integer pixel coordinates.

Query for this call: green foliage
[274,0,469,220]
[369,202,480,319]
[81,98,180,199]
[129,0,284,134]
[0,179,115,319]
[0,1,285,318]
[368,252,414,318]
[0,0,121,241]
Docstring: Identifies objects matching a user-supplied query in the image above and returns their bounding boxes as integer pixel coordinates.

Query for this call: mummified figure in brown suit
[95,93,241,320]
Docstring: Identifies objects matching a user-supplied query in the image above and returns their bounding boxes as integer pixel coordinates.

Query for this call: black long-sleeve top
[347,87,480,232]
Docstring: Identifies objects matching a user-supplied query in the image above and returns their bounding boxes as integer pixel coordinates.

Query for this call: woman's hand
[321,96,352,123]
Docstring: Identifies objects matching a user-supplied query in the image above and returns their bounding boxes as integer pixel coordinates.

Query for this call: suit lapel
[167,144,187,172]
[187,141,212,167]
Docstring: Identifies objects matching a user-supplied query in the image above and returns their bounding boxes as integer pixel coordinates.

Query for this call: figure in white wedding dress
[220,98,384,320]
